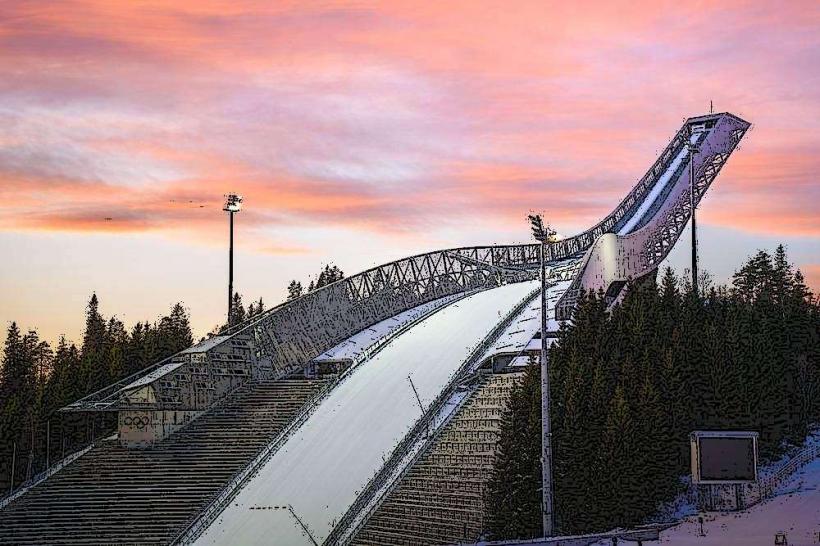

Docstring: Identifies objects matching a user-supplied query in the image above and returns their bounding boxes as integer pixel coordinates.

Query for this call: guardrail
[61,355,176,411]
[0,433,113,510]
[171,290,477,545]
[326,286,541,546]
[63,115,740,417]
[756,443,819,502]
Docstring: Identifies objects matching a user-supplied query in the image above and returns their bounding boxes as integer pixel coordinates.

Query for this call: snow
[181,335,231,354]
[760,431,820,484]
[313,292,467,362]
[617,131,701,236]
[118,362,184,391]
[656,432,820,546]
[484,280,571,359]
[657,459,820,545]
[194,281,538,546]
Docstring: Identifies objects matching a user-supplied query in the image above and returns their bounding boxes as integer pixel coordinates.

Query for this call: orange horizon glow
[1,1,818,343]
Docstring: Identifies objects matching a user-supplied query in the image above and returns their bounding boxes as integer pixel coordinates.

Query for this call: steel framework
[64,113,750,452]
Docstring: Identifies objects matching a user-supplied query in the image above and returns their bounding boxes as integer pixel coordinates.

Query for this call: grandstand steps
[0,377,325,545]
[352,371,522,546]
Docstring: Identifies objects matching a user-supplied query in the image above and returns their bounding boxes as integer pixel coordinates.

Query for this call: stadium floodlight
[529,213,554,537]
[223,193,243,213]
[224,194,243,325]
[528,213,557,245]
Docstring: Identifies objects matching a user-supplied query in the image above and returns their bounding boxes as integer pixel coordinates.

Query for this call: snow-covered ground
[657,459,819,545]
[313,292,466,363]
[657,432,820,546]
[194,281,538,546]
[486,279,570,359]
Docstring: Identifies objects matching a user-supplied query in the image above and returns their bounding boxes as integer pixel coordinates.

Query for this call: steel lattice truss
[554,113,750,319]
[64,112,749,415]
[643,126,748,266]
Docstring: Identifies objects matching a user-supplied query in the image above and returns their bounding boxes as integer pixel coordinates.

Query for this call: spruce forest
[0,263,342,497]
[0,295,195,494]
[487,245,820,539]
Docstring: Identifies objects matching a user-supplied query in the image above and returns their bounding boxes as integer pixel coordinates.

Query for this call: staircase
[0,378,325,545]
[352,372,522,546]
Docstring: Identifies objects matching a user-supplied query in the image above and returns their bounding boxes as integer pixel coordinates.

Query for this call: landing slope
[195,281,538,545]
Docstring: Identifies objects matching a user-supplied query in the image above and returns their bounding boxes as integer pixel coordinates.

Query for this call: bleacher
[0,377,325,545]
[352,372,521,546]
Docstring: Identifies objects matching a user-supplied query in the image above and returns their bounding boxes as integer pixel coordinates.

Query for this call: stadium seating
[0,378,325,545]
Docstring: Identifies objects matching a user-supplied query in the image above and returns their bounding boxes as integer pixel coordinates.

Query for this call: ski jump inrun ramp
[0,112,750,546]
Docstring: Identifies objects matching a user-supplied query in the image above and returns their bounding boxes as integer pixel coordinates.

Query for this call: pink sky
[1,1,819,344]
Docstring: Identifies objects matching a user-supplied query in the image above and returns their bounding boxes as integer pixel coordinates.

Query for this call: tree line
[223,262,345,329]
[0,295,193,494]
[1,261,348,494]
[286,263,345,301]
[487,245,820,538]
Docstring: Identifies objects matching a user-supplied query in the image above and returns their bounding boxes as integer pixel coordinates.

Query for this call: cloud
[0,0,819,247]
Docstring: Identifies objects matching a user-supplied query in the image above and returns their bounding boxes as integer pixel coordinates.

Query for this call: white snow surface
[653,430,820,546]
[617,131,701,236]
[485,280,570,358]
[313,292,466,362]
[195,281,538,546]
[118,362,184,391]
[656,460,820,545]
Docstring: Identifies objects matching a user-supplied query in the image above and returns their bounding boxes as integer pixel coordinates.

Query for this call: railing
[171,290,477,545]
[325,286,540,546]
[62,355,176,411]
[68,111,696,414]
[553,121,695,319]
[0,432,113,510]
[65,114,742,421]
[756,443,819,502]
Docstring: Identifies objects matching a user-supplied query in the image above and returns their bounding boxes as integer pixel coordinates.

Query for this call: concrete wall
[118,409,200,448]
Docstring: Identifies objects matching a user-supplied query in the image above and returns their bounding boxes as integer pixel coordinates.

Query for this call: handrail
[171,289,477,545]
[61,355,177,411]
[325,286,540,545]
[756,443,819,501]
[0,432,114,509]
[63,115,740,422]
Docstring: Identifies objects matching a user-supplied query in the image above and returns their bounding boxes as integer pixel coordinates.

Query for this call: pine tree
[229,292,246,326]
[246,298,265,318]
[314,264,345,289]
[488,244,819,538]
[0,323,42,491]
[105,317,127,383]
[287,280,303,300]
[156,303,194,358]
[79,294,108,395]
[486,361,542,539]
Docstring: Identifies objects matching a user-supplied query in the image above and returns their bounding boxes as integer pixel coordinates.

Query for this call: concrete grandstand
[0,112,750,545]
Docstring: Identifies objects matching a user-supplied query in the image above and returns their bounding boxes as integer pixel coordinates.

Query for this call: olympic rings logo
[122,415,151,429]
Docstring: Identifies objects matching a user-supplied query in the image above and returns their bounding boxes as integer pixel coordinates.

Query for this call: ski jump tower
[0,113,750,546]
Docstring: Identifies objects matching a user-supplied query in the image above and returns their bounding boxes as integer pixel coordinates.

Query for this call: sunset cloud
[1,1,818,344]
[2,0,819,243]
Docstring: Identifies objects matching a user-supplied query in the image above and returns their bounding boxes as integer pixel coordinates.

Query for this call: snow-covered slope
[658,435,820,546]
[195,281,538,545]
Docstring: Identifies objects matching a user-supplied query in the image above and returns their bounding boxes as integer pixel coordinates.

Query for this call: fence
[755,443,819,503]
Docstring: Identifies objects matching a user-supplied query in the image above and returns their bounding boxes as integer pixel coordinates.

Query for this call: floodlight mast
[223,194,243,325]
[528,213,555,537]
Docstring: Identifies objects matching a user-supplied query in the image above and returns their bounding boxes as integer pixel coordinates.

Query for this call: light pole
[223,194,243,325]
[272,505,319,546]
[686,128,700,297]
[528,213,556,537]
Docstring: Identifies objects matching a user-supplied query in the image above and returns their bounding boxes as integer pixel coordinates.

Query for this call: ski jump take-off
[0,112,750,546]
